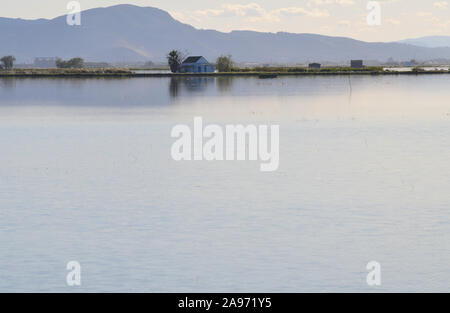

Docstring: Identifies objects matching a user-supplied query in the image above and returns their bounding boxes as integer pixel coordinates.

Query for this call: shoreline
[1,71,449,78]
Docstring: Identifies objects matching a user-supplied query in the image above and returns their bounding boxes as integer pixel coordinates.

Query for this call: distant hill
[1,4,450,63]
[398,36,450,48]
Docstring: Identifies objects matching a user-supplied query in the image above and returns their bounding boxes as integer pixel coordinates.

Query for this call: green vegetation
[0,55,16,70]
[129,67,170,71]
[230,66,384,73]
[0,66,448,78]
[412,67,426,73]
[216,55,234,72]
[56,57,84,68]
[0,68,132,76]
[167,50,184,73]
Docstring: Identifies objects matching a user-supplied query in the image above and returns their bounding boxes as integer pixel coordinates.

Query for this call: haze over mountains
[1,4,450,64]
[398,36,450,48]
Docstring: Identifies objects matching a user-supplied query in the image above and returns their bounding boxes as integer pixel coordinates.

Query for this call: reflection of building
[309,63,321,69]
[169,77,215,98]
[179,56,215,73]
[351,60,364,68]
[183,77,214,91]
[34,57,57,68]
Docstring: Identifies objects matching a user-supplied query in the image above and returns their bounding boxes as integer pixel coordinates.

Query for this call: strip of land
[0,68,449,78]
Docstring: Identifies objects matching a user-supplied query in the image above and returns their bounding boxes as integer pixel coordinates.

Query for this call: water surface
[0,75,449,292]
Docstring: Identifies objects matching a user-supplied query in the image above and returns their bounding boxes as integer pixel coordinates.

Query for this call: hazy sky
[2,0,449,41]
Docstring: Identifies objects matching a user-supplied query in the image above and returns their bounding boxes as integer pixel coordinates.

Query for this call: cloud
[308,0,356,6]
[387,19,401,25]
[221,3,265,17]
[169,0,450,42]
[433,1,449,9]
[276,7,330,18]
[416,12,433,17]
[172,3,330,24]
[337,20,351,27]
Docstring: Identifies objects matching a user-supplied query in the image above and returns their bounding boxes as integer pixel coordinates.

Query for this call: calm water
[0,75,449,292]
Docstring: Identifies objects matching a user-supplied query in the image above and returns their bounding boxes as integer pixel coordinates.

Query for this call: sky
[1,0,449,41]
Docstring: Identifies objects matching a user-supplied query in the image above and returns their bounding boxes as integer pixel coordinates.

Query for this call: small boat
[258,74,278,79]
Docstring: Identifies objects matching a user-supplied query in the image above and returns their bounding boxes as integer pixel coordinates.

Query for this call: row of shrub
[230,66,385,73]
[2,68,132,75]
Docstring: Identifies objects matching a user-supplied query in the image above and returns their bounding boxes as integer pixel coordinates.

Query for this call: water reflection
[1,74,450,292]
[183,77,214,92]
[0,78,17,89]
[169,77,234,99]
[169,77,180,98]
[1,75,450,121]
[216,77,234,93]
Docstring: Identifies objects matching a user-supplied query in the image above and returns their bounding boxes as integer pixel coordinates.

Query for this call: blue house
[179,56,215,73]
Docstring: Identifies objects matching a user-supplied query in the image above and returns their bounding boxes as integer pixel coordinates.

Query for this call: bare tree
[216,55,234,72]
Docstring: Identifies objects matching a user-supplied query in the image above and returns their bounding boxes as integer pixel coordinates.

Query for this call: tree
[56,57,84,68]
[167,50,183,73]
[0,56,16,70]
[56,58,68,68]
[68,57,84,68]
[144,60,154,68]
[216,55,233,72]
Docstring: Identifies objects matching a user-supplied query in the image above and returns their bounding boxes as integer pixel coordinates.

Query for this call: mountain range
[1,4,450,64]
[398,36,450,48]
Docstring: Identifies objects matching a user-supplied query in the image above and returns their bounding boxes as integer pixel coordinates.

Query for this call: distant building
[309,63,321,69]
[351,60,364,68]
[403,59,418,67]
[34,57,58,68]
[179,56,215,73]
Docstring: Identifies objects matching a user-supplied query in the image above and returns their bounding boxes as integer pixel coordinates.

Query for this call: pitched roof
[182,56,204,64]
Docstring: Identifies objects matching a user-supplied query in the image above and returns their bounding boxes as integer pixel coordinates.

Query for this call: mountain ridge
[1,4,449,63]
[398,36,450,48]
